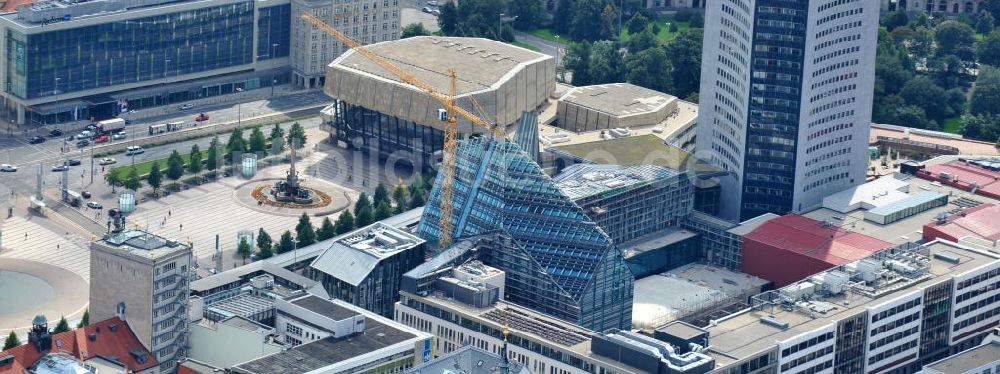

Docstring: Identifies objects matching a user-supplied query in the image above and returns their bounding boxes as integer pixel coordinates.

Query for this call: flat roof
[552,163,681,201]
[821,175,911,213]
[540,99,698,143]
[925,337,1000,373]
[621,227,698,257]
[220,316,272,332]
[309,223,424,287]
[658,321,707,341]
[632,264,768,329]
[743,214,893,266]
[550,135,721,174]
[331,36,550,97]
[558,83,676,118]
[870,124,999,156]
[706,240,1000,367]
[928,203,1000,242]
[867,191,947,216]
[96,230,190,260]
[189,260,317,293]
[232,319,417,374]
[289,295,360,320]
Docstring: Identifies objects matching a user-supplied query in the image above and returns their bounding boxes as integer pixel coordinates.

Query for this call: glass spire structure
[417,137,634,331]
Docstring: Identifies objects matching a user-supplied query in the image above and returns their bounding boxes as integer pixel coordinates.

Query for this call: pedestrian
[179,223,183,231]
[168,210,171,217]
[24,232,27,240]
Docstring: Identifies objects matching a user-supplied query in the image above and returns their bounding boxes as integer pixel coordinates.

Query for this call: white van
[125,146,145,156]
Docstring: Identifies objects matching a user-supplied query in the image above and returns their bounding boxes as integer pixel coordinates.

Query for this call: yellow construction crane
[300,12,501,246]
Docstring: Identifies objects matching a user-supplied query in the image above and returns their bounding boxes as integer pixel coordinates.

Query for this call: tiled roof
[0,317,157,374]
[929,203,1000,241]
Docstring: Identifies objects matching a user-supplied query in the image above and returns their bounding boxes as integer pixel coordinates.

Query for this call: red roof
[0,0,35,13]
[743,214,893,266]
[0,317,157,374]
[924,203,1000,242]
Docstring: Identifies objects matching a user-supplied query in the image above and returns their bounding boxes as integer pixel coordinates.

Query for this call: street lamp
[235,87,244,128]
[270,43,279,97]
[554,35,561,81]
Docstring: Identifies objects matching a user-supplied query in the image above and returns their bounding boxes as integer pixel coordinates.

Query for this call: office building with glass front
[0,0,291,126]
[416,137,634,332]
[696,0,878,221]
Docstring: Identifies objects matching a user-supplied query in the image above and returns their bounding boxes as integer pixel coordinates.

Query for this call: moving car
[28,136,45,144]
[86,201,103,209]
[52,164,69,172]
[85,124,98,131]
[94,135,109,143]
[81,191,92,199]
[76,131,93,139]
[66,159,81,166]
[112,132,128,140]
[0,164,17,172]
[48,129,63,137]
[195,113,209,122]
[76,139,91,147]
[98,157,117,165]
[125,146,144,156]
[179,103,194,110]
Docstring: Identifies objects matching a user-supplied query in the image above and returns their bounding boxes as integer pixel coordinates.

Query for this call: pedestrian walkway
[0,215,91,279]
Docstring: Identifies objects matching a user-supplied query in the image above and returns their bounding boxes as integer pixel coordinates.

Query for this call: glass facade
[5,1,258,100]
[328,100,445,166]
[741,1,809,220]
[257,4,291,61]
[417,138,634,331]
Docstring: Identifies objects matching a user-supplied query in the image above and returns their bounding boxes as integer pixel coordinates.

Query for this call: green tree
[296,212,317,247]
[626,46,672,93]
[563,41,593,85]
[104,171,121,192]
[509,0,543,30]
[625,13,648,34]
[166,150,184,182]
[237,237,252,263]
[248,126,268,157]
[894,105,939,130]
[335,210,356,234]
[76,310,89,328]
[277,230,295,254]
[971,66,1000,116]
[900,76,949,121]
[188,144,203,176]
[269,123,285,140]
[147,160,162,194]
[935,20,977,61]
[960,114,1000,141]
[978,31,1000,66]
[373,182,390,207]
[124,167,142,192]
[570,0,614,41]
[438,1,458,35]
[317,217,336,241]
[401,22,431,38]
[227,128,247,156]
[3,331,20,350]
[663,28,703,99]
[205,136,220,172]
[688,11,704,28]
[882,10,909,30]
[409,185,426,209]
[256,228,273,254]
[257,244,274,259]
[287,122,307,149]
[354,193,374,227]
[53,317,70,333]
[977,10,995,34]
[374,201,393,221]
[625,28,656,54]
[587,40,623,84]
[552,0,572,34]
[393,185,408,213]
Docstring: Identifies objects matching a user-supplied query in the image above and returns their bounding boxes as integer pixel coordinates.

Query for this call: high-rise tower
[696,0,879,221]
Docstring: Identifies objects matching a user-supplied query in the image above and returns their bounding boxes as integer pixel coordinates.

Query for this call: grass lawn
[529,28,563,43]
[620,15,689,43]
[941,117,962,134]
[109,153,195,180]
[510,41,540,51]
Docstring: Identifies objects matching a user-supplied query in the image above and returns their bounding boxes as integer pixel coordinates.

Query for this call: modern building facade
[290,0,400,89]
[307,222,426,317]
[882,0,981,14]
[696,0,878,221]
[90,230,192,372]
[553,163,693,245]
[322,36,553,167]
[0,0,291,126]
[416,138,634,331]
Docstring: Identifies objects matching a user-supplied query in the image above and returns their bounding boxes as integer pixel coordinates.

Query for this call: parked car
[426,0,438,5]
[0,164,17,172]
[81,191,92,199]
[94,135,109,143]
[85,124,98,131]
[86,201,102,209]
[52,164,69,172]
[112,132,128,140]
[66,159,81,166]
[179,103,194,110]
[48,129,63,137]
[431,9,440,15]
[195,113,209,122]
[76,131,93,139]
[422,6,432,12]
[125,146,144,156]
[28,136,45,144]
[76,139,91,148]
[98,157,117,165]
